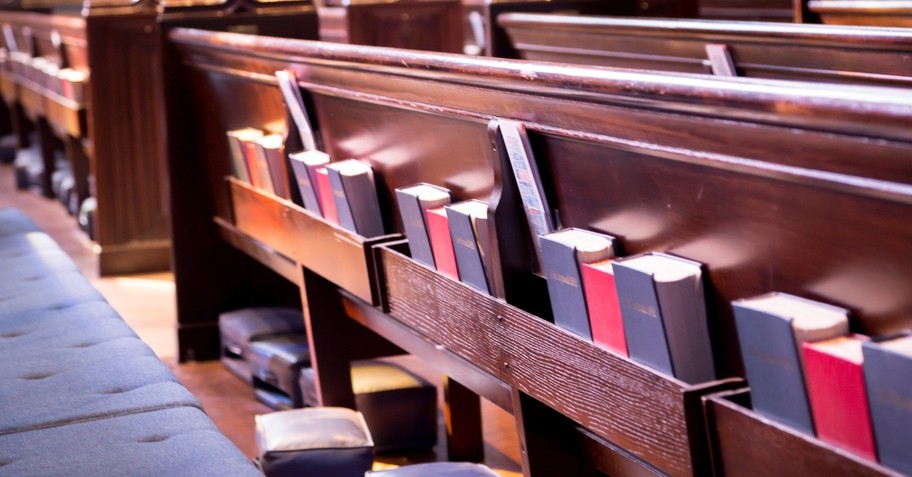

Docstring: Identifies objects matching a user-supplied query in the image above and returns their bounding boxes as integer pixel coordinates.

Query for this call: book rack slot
[703,389,901,477]
[0,74,16,105]
[227,177,400,304]
[376,243,742,477]
[214,216,301,287]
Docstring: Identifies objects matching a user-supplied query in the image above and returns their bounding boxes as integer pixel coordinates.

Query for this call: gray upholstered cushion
[366,462,500,476]
[0,406,262,477]
[0,272,104,317]
[0,208,40,236]
[0,335,200,435]
[299,358,437,451]
[0,247,79,282]
[255,407,373,477]
[0,302,136,351]
[0,232,61,257]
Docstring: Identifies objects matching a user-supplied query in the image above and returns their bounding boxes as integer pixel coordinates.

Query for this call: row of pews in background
[163,8,912,475]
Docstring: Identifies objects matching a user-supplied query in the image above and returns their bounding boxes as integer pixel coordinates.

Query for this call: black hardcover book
[326,159,385,237]
[395,183,451,269]
[445,200,490,294]
[540,228,615,340]
[732,292,849,435]
[862,334,912,475]
[613,253,715,384]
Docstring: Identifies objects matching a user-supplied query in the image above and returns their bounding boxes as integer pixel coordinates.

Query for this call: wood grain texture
[380,246,739,476]
[807,0,912,26]
[214,217,301,287]
[704,389,902,477]
[230,178,400,304]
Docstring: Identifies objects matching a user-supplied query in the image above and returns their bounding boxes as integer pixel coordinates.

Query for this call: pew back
[167,28,912,476]
[497,14,912,87]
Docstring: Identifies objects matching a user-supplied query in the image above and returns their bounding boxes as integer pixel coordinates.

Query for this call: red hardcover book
[581,259,627,356]
[315,167,338,224]
[243,141,264,189]
[425,206,459,280]
[803,335,876,461]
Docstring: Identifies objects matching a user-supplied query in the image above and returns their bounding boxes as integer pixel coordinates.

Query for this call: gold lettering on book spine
[621,299,658,318]
[454,237,476,250]
[549,271,578,287]
[872,387,912,412]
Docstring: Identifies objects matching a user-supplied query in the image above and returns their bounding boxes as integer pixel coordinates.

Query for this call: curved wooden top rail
[497,13,912,47]
[169,27,912,144]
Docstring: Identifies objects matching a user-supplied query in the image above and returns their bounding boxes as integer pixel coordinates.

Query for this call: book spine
[733,305,815,435]
[541,236,592,340]
[252,145,276,195]
[341,171,384,237]
[315,168,338,225]
[803,343,876,461]
[327,167,357,232]
[447,208,489,293]
[243,142,264,190]
[226,135,251,183]
[290,159,322,215]
[655,276,715,384]
[396,190,435,268]
[425,207,459,280]
[264,147,290,200]
[613,264,674,376]
[581,262,627,356]
[862,342,912,475]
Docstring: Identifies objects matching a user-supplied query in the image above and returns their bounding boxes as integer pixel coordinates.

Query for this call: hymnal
[540,228,615,340]
[862,333,912,475]
[395,183,451,269]
[315,167,338,225]
[289,150,329,215]
[733,292,849,435]
[255,134,288,199]
[445,200,490,293]
[425,206,459,280]
[226,128,263,184]
[582,258,627,356]
[613,253,715,384]
[325,159,385,237]
[803,335,876,460]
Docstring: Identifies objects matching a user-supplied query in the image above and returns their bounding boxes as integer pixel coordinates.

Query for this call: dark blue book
[395,184,451,269]
[613,253,716,384]
[862,334,912,475]
[540,228,615,340]
[732,292,849,435]
[445,200,490,294]
[326,159,385,237]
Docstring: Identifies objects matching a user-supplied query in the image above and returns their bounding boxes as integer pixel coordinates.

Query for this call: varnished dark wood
[700,0,793,20]
[229,178,401,304]
[215,217,301,287]
[319,0,463,53]
[168,28,912,476]
[341,288,514,412]
[498,14,912,88]
[444,378,485,462]
[804,0,912,26]
[703,389,902,477]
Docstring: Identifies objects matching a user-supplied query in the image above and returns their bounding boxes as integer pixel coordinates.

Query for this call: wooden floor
[0,163,522,475]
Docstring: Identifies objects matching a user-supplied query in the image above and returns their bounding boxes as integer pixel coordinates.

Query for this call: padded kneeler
[218,307,306,383]
[300,357,437,452]
[366,462,500,476]
[255,407,374,477]
[249,334,311,409]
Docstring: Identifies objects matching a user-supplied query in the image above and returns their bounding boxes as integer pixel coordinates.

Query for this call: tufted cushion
[0,247,79,282]
[0,208,40,236]
[0,272,105,318]
[299,357,438,452]
[0,302,137,351]
[219,307,306,383]
[248,334,311,409]
[0,406,262,477]
[255,407,373,477]
[366,462,500,476]
[0,336,201,435]
[0,232,62,257]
